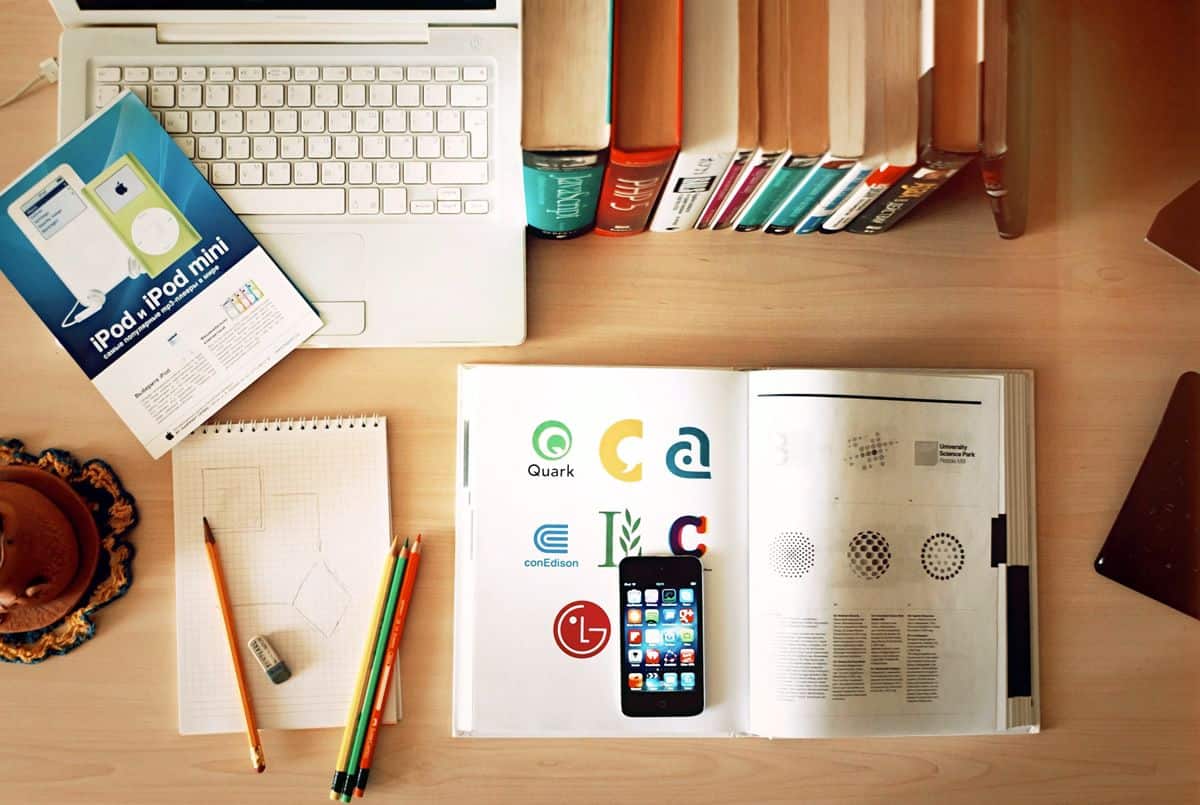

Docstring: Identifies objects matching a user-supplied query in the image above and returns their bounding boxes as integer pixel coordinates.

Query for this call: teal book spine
[763,157,852,234]
[733,155,820,232]
[795,163,873,234]
[522,151,607,239]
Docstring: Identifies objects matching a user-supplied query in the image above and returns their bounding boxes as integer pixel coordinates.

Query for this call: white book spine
[649,150,736,232]
[822,163,886,231]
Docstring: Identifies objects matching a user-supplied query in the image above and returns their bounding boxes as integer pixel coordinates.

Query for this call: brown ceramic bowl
[0,467,100,634]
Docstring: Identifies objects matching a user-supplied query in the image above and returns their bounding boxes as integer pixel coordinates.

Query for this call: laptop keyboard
[93,64,493,217]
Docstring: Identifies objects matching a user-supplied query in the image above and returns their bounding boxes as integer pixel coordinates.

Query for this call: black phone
[618,555,704,717]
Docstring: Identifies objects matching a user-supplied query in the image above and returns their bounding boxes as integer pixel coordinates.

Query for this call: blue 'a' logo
[666,427,711,479]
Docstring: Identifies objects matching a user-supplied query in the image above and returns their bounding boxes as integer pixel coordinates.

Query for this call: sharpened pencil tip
[256,762,266,774]
[203,517,215,543]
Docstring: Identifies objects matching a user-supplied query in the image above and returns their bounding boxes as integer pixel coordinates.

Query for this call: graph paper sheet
[172,417,398,735]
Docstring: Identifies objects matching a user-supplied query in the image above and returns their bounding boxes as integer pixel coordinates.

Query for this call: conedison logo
[533,523,569,554]
[526,523,580,569]
[532,420,573,460]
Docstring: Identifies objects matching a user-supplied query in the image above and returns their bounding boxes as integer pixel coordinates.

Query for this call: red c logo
[552,600,611,659]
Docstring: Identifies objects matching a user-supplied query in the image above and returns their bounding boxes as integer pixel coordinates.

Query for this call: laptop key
[95,67,121,83]
[451,84,487,108]
[294,66,320,81]
[349,188,380,214]
[124,66,150,82]
[181,66,207,82]
[431,162,487,184]
[95,84,120,108]
[221,188,346,215]
[293,162,318,185]
[382,187,407,214]
[209,67,235,82]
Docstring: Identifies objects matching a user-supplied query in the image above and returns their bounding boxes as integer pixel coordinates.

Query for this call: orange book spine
[594,0,683,236]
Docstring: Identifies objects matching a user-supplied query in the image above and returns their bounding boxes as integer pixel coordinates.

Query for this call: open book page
[745,370,1006,737]
[454,365,747,736]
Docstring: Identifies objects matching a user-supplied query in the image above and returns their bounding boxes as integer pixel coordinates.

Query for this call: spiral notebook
[172,416,398,735]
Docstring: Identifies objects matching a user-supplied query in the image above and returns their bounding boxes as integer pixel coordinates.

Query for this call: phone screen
[618,556,704,717]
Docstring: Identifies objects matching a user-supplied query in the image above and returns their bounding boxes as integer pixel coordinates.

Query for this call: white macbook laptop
[50,0,526,347]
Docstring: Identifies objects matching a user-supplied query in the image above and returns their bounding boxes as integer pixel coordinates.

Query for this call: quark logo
[529,420,575,479]
[533,523,569,554]
[532,419,572,461]
[600,419,642,482]
[666,427,712,479]
[553,600,611,659]
[669,515,708,557]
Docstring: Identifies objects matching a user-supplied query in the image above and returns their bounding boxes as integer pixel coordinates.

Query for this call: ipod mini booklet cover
[0,93,321,457]
[454,365,1039,738]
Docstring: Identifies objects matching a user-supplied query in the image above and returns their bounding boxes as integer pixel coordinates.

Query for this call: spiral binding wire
[198,415,383,435]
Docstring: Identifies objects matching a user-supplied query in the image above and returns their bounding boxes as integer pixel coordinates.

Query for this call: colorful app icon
[662,650,678,665]
[627,629,642,645]
[679,588,694,604]
[627,589,642,604]
[644,609,659,625]
[645,674,661,691]
[662,589,677,604]
[663,629,678,645]
[628,649,643,664]
[626,608,643,625]
[662,608,677,623]
[644,589,659,604]
[628,673,643,690]
[681,672,696,689]
[680,628,695,643]
[680,648,695,665]
[663,672,679,689]
[644,648,661,665]
[645,628,662,646]
[679,608,695,624]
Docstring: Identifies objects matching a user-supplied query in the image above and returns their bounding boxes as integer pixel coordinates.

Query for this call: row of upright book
[522,0,1031,240]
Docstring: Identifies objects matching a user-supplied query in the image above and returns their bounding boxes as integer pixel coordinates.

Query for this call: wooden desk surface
[2,2,1199,803]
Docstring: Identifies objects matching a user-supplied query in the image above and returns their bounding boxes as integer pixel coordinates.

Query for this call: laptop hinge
[157,23,430,45]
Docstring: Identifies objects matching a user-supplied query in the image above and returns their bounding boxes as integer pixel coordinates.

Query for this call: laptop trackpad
[256,231,367,337]
[256,231,367,302]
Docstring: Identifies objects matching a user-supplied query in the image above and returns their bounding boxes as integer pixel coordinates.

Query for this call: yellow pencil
[203,517,265,774]
[330,535,400,799]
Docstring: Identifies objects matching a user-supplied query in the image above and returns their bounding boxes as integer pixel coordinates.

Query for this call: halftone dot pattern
[769,531,815,579]
[921,532,966,580]
[845,432,900,470]
[848,530,891,580]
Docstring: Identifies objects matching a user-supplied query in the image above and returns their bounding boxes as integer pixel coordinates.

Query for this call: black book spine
[844,149,974,234]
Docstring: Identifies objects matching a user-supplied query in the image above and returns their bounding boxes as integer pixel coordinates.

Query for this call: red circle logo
[552,600,611,659]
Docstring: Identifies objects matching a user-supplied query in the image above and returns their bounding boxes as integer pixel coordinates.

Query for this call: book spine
[711,149,785,230]
[981,153,1018,238]
[733,155,821,232]
[649,151,735,232]
[820,163,910,232]
[695,149,753,229]
[762,156,851,234]
[795,163,874,234]
[843,149,973,234]
[522,151,607,239]
[594,150,678,236]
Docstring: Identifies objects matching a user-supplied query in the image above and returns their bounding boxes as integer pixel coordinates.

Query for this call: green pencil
[337,538,409,801]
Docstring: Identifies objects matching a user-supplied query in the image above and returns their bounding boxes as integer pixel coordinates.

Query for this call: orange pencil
[203,517,266,774]
[352,534,423,797]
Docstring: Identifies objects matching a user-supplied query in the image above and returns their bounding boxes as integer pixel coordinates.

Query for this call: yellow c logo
[599,419,643,482]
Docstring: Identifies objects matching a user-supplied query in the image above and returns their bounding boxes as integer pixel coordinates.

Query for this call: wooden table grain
[2,2,1199,803]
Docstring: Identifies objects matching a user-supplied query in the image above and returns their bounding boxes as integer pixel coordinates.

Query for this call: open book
[454,365,1038,738]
